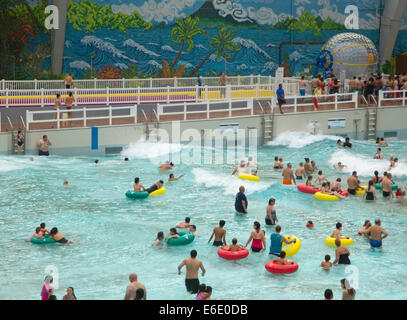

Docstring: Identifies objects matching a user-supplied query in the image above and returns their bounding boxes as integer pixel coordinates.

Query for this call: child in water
[39,223,49,236]
[315,170,327,185]
[221,238,245,251]
[154,232,164,246]
[321,255,333,270]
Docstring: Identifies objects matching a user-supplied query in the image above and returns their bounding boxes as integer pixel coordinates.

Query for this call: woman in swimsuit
[50,227,74,244]
[154,232,165,246]
[265,198,278,226]
[333,238,351,265]
[372,171,382,185]
[245,221,266,253]
[363,180,376,201]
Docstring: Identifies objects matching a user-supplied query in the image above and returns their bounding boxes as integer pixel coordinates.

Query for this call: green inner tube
[31,235,56,244]
[375,183,398,190]
[166,232,195,246]
[126,191,149,199]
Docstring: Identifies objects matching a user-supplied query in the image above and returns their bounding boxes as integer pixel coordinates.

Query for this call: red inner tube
[265,260,299,274]
[218,246,249,260]
[297,184,319,194]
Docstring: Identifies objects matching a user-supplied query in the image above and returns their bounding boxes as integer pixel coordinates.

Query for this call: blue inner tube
[31,235,56,244]
[126,191,149,199]
[166,232,195,246]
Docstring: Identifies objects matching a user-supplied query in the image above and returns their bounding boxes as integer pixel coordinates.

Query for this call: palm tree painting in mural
[189,27,241,77]
[170,16,205,70]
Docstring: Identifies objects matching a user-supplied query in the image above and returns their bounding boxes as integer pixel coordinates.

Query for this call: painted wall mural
[4,0,407,80]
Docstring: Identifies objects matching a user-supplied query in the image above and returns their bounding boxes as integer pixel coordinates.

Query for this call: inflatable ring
[297,184,319,194]
[315,192,339,201]
[126,191,149,199]
[355,186,367,195]
[375,183,398,190]
[282,235,301,257]
[238,174,260,182]
[265,260,299,274]
[31,235,56,244]
[166,231,195,246]
[325,237,354,247]
[218,246,249,261]
[150,187,166,196]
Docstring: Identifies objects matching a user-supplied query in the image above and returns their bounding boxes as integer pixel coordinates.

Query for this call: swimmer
[341,279,356,300]
[295,162,306,181]
[282,163,296,185]
[63,180,69,186]
[49,227,73,244]
[176,217,191,229]
[347,171,362,195]
[324,289,334,300]
[357,220,372,237]
[133,177,146,192]
[274,251,294,265]
[208,220,226,246]
[374,148,384,160]
[333,239,351,265]
[330,222,349,240]
[154,232,164,246]
[343,137,352,148]
[189,225,197,237]
[39,223,49,235]
[178,250,206,294]
[372,171,382,184]
[363,180,376,201]
[245,221,266,253]
[278,158,284,169]
[315,170,327,185]
[265,198,278,226]
[396,190,407,202]
[247,156,258,176]
[124,157,129,161]
[231,160,250,176]
[388,157,398,171]
[168,173,184,182]
[94,160,99,165]
[366,219,388,249]
[321,182,345,199]
[381,173,394,199]
[336,140,343,147]
[221,238,245,251]
[304,158,313,176]
[306,221,314,228]
[165,228,180,243]
[235,186,248,214]
[335,162,347,170]
[159,161,175,172]
[28,227,44,241]
[320,255,333,270]
[311,160,318,172]
[273,157,280,169]
[30,157,34,161]
[145,180,164,194]
[269,225,296,257]
[305,175,319,189]
[379,138,388,147]
[331,178,342,192]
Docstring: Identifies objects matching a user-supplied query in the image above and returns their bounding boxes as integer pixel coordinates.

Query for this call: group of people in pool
[231,157,258,176]
[41,275,77,300]
[323,278,357,300]
[29,223,74,244]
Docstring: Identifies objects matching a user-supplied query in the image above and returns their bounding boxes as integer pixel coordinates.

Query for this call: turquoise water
[1,132,407,300]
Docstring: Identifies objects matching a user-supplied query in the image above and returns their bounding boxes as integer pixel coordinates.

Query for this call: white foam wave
[81,36,136,63]
[123,39,160,57]
[121,137,183,161]
[328,149,407,178]
[267,131,342,149]
[192,168,271,196]
[0,159,22,172]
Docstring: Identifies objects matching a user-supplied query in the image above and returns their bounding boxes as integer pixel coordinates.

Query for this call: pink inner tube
[218,246,249,261]
[265,260,299,274]
[297,184,319,194]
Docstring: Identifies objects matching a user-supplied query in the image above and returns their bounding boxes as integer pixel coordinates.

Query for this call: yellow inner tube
[325,237,354,247]
[282,235,301,257]
[314,192,339,201]
[238,174,260,182]
[355,186,367,195]
[150,187,166,196]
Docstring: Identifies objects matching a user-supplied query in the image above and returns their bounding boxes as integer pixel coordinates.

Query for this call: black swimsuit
[338,253,351,264]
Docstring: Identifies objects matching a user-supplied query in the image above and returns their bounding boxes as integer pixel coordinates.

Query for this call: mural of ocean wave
[69,60,91,70]
[123,39,160,57]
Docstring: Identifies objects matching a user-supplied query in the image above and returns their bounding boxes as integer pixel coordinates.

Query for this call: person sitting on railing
[37,135,51,156]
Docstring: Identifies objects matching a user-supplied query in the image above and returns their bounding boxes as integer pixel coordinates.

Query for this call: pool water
[0,132,406,300]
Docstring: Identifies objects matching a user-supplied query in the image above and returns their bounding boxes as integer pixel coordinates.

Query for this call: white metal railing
[26,105,138,130]
[0,84,276,108]
[157,99,255,121]
[378,89,407,107]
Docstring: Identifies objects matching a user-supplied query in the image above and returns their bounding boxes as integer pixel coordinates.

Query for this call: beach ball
[321,33,379,78]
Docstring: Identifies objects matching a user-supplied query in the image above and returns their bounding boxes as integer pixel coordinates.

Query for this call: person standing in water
[282,163,296,185]
[178,250,206,294]
[381,173,394,199]
[265,198,278,226]
[207,220,227,246]
[269,225,296,257]
[295,162,306,181]
[232,160,250,176]
[365,219,388,249]
[37,135,51,156]
[245,221,266,253]
[332,238,351,265]
[363,180,376,201]
[235,186,248,214]
[124,273,147,300]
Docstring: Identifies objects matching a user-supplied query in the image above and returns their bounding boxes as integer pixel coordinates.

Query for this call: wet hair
[35,227,41,233]
[232,238,237,245]
[185,217,190,223]
[352,171,357,175]
[336,222,342,229]
[219,220,225,227]
[335,238,341,246]
[190,225,196,231]
[318,170,322,175]
[374,170,379,177]
[50,227,58,235]
[346,137,350,141]
[336,178,341,182]
[198,284,207,294]
[170,228,177,234]
[124,158,129,161]
[305,158,310,162]
[190,250,197,258]
[325,254,331,262]
[253,221,260,230]
[368,180,374,188]
[275,156,278,161]
[40,223,46,228]
[169,174,174,178]
[205,286,212,295]
[134,177,140,184]
[275,225,281,232]
[363,220,371,227]
[159,180,164,184]
[322,182,327,187]
[279,251,286,258]
[307,175,313,180]
[95,160,99,164]
[268,198,275,205]
[324,289,333,299]
[156,232,164,240]
[135,288,144,300]
[67,287,76,299]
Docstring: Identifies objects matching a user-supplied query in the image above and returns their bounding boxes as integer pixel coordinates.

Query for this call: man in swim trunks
[269,225,296,257]
[299,76,307,103]
[282,163,296,185]
[124,273,147,300]
[134,177,146,192]
[146,180,164,194]
[330,222,348,240]
[49,227,73,243]
[207,220,226,246]
[168,173,184,182]
[304,158,313,176]
[37,135,52,156]
[235,186,248,214]
[381,173,394,199]
[178,250,205,294]
[232,160,250,176]
[343,137,352,148]
[347,171,361,195]
[273,156,280,169]
[295,162,306,180]
[159,162,175,172]
[176,217,191,229]
[366,219,388,249]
